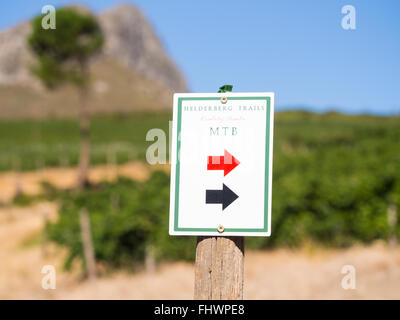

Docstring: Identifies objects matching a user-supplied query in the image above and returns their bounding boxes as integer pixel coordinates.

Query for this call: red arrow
[207,150,240,176]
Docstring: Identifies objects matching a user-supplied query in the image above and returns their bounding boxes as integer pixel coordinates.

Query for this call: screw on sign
[169,86,275,299]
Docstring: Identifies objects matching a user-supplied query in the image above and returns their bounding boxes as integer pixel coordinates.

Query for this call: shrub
[46,171,195,271]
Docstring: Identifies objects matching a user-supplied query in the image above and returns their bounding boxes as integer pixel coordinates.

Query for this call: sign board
[169,92,274,237]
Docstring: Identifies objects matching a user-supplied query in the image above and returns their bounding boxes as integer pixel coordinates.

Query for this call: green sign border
[174,96,271,233]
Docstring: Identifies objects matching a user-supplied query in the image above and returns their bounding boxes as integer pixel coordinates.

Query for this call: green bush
[46,171,195,270]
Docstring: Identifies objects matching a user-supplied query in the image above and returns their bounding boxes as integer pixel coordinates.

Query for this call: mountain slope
[0,4,187,118]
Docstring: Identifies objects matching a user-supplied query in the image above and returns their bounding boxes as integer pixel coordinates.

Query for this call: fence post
[107,149,117,181]
[79,208,97,280]
[388,203,398,249]
[194,236,244,300]
[36,157,45,184]
[12,156,22,197]
[41,207,50,258]
[145,244,156,274]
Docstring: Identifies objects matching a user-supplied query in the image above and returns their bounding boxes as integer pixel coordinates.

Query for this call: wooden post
[36,157,45,184]
[12,156,22,197]
[194,236,244,300]
[107,149,117,181]
[145,244,156,274]
[388,203,398,249]
[79,208,97,280]
[193,87,245,300]
[41,207,50,258]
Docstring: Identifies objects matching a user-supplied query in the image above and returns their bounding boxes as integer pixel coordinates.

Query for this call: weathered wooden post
[388,203,398,249]
[194,86,245,300]
[12,156,22,197]
[36,157,45,185]
[168,87,274,301]
[145,244,156,274]
[194,236,244,300]
[41,207,50,258]
[79,208,97,280]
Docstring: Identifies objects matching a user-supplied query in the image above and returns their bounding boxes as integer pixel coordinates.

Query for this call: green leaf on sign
[218,85,233,93]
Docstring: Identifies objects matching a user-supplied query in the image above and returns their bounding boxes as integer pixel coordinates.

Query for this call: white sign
[169,92,274,237]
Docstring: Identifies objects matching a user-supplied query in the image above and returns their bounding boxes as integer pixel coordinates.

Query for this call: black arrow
[205,184,239,210]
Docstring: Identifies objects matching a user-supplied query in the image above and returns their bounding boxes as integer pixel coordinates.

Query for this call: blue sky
[0,0,399,114]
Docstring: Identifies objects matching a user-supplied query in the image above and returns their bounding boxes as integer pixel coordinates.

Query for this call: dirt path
[1,202,399,299]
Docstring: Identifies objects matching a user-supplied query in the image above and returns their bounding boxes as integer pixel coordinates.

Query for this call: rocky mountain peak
[0,3,187,93]
[99,4,187,92]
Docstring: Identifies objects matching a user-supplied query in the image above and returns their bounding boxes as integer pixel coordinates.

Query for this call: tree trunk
[194,236,244,300]
[77,85,90,188]
[79,208,97,280]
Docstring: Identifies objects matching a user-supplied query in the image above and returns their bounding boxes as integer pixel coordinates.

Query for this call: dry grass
[0,201,399,300]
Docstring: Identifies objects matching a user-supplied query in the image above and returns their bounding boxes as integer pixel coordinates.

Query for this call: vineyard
[4,111,399,270]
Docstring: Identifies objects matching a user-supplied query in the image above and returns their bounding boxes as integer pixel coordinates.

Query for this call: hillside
[0,4,187,118]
